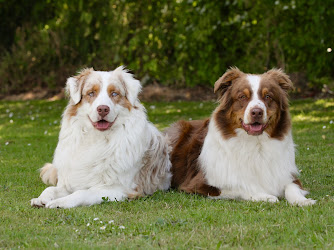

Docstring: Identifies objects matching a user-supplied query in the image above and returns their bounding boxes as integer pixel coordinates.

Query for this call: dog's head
[214,67,293,139]
[65,66,141,131]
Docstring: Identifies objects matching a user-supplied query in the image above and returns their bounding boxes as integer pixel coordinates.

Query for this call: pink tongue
[96,120,110,130]
[249,123,264,133]
[242,122,265,135]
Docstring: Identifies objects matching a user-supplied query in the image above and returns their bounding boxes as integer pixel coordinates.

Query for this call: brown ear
[66,68,94,104]
[214,67,243,95]
[266,68,294,93]
[114,66,142,106]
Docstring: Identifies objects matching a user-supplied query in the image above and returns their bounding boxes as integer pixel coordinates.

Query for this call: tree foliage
[0,0,333,95]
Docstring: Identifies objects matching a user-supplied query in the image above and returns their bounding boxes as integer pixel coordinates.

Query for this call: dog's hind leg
[285,183,316,206]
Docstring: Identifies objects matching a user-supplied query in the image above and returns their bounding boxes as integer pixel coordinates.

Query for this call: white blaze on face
[93,72,114,113]
[243,75,267,124]
[86,71,120,124]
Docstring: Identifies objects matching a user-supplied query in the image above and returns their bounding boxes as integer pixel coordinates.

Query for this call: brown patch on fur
[214,106,238,139]
[214,67,244,96]
[293,178,303,189]
[179,170,221,196]
[167,119,220,196]
[83,84,101,104]
[74,68,94,82]
[74,68,94,100]
[262,87,269,97]
[243,88,251,98]
[127,191,144,200]
[66,68,94,117]
[214,71,253,139]
[117,74,128,97]
[266,69,294,93]
[107,84,132,111]
[260,69,293,140]
[67,101,83,117]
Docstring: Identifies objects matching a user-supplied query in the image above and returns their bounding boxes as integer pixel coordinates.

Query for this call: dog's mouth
[241,120,268,136]
[90,116,118,131]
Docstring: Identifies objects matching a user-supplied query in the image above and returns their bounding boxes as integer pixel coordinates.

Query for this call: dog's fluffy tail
[40,163,58,186]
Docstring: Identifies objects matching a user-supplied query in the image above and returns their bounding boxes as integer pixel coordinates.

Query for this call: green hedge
[1,0,333,95]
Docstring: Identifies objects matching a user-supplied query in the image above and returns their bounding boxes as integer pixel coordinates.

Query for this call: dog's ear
[266,68,294,93]
[115,66,142,106]
[66,77,81,105]
[66,68,93,105]
[214,67,243,96]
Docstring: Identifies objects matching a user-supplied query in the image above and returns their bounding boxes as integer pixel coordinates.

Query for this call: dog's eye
[265,94,272,100]
[239,95,246,100]
[88,92,95,97]
[111,92,118,97]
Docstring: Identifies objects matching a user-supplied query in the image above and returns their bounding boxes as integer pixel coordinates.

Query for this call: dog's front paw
[251,194,279,203]
[45,198,75,209]
[45,200,62,209]
[31,197,52,208]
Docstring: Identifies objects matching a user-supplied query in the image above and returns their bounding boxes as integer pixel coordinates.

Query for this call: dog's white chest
[54,124,149,192]
[199,123,298,197]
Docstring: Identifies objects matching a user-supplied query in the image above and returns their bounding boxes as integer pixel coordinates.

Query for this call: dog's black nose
[97,105,110,117]
[251,108,263,119]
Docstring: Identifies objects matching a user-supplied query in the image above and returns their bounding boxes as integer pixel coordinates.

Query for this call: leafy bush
[0,0,333,96]
[0,26,77,94]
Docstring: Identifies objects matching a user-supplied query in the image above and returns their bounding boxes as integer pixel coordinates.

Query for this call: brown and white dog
[31,67,171,208]
[166,68,315,206]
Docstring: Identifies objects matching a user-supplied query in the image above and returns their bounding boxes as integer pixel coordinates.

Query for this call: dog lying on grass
[166,68,316,206]
[31,67,172,208]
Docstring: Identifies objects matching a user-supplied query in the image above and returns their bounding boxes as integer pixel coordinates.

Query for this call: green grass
[0,98,333,249]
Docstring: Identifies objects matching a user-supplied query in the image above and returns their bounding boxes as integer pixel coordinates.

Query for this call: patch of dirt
[1,88,65,101]
[139,83,216,102]
[1,84,217,102]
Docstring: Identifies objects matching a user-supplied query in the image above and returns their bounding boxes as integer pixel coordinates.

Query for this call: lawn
[0,98,333,248]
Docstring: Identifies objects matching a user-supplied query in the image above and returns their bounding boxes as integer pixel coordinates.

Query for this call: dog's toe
[266,195,279,203]
[251,194,279,203]
[31,198,47,208]
[45,198,74,209]
[45,200,62,209]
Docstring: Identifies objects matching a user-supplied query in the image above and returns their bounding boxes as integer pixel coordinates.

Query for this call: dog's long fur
[166,68,315,206]
[31,67,171,208]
